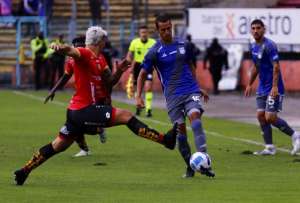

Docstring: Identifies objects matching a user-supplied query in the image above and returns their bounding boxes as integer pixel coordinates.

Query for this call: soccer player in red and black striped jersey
[14,26,177,186]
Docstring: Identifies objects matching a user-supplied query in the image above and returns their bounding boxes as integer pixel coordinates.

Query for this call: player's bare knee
[256,111,266,123]
[265,113,277,124]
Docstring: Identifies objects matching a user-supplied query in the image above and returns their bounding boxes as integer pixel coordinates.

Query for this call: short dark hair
[155,13,171,29]
[72,36,86,48]
[251,19,265,27]
[139,25,148,30]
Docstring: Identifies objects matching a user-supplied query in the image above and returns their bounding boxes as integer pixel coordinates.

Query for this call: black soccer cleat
[14,169,29,186]
[146,109,152,117]
[135,108,141,116]
[163,123,178,150]
[182,166,195,178]
[199,166,215,178]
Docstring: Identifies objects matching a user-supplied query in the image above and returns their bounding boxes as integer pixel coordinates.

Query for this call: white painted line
[13,91,295,155]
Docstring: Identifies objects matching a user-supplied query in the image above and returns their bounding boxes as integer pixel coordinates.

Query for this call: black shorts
[59,104,116,139]
[133,62,153,85]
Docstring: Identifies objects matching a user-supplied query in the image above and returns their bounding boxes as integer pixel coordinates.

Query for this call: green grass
[0,90,299,203]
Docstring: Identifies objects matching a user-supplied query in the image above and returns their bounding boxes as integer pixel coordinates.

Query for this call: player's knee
[265,114,277,124]
[115,108,133,123]
[257,112,266,123]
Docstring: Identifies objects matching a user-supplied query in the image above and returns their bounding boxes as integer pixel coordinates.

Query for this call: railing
[0,16,47,88]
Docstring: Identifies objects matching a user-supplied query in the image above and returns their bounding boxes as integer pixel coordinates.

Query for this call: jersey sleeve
[128,39,136,52]
[77,47,91,62]
[141,47,156,73]
[267,42,279,62]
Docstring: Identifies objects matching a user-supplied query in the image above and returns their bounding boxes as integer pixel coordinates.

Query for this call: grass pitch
[0,90,299,203]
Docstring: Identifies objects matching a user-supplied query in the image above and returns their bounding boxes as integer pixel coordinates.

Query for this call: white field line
[13,91,294,154]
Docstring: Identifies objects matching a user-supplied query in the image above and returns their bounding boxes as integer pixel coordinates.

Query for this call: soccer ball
[189,152,211,172]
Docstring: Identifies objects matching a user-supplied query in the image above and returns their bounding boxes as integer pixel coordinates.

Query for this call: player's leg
[111,107,177,149]
[253,95,275,155]
[186,94,215,177]
[265,96,300,155]
[74,134,91,157]
[144,73,153,117]
[14,133,74,185]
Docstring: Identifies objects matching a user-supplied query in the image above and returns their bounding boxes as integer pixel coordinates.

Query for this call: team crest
[179,47,185,54]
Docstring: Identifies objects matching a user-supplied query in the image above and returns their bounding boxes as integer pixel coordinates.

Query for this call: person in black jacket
[203,38,228,95]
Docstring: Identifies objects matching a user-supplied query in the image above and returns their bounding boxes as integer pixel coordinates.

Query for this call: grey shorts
[256,95,283,113]
[167,93,204,124]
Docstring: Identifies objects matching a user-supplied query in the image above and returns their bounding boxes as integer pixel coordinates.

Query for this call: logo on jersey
[106,112,111,119]
[179,47,186,54]
[162,53,167,58]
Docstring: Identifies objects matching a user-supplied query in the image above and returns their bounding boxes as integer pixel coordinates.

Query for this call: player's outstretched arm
[44,74,71,104]
[49,43,80,59]
[102,59,130,88]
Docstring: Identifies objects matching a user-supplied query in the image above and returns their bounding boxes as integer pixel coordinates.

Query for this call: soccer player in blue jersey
[136,13,215,178]
[245,19,300,155]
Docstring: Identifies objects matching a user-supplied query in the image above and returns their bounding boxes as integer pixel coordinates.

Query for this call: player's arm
[244,65,258,97]
[269,43,280,98]
[44,73,72,104]
[49,43,80,59]
[270,61,280,97]
[136,68,147,109]
[101,59,130,88]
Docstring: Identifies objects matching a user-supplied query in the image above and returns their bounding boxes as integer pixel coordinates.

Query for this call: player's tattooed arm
[44,73,72,104]
[44,74,71,104]
[270,61,280,97]
[50,44,80,58]
[102,59,130,88]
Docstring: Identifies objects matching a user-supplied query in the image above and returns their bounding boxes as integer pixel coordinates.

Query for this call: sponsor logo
[179,47,185,54]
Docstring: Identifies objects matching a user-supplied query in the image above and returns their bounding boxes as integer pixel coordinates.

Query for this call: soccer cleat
[199,166,215,177]
[73,150,91,157]
[146,109,152,117]
[182,166,195,178]
[291,133,300,155]
[253,147,276,155]
[14,169,29,186]
[99,129,106,143]
[135,108,141,116]
[163,123,178,150]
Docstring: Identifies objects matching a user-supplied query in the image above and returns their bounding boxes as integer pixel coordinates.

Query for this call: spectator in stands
[49,34,66,89]
[22,0,40,36]
[88,0,109,26]
[30,31,49,90]
[186,34,200,68]
[102,39,118,71]
[0,0,12,16]
[203,38,228,95]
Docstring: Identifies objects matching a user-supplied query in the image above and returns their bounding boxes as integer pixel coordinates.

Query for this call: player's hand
[270,86,278,98]
[115,59,130,72]
[49,43,62,51]
[200,90,209,103]
[135,96,145,109]
[244,85,252,97]
[44,92,55,104]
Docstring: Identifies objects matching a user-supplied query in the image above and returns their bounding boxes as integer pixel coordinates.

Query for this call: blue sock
[177,134,192,167]
[260,123,273,144]
[191,119,207,152]
[272,117,295,136]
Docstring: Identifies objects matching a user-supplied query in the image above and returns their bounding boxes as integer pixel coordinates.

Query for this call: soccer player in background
[14,26,177,186]
[45,36,107,157]
[126,25,156,117]
[245,19,300,155]
[136,13,215,178]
